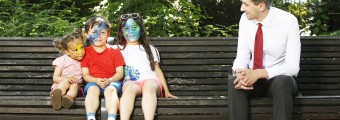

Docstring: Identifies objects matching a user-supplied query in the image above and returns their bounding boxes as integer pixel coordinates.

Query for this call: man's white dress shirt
[232,7,301,79]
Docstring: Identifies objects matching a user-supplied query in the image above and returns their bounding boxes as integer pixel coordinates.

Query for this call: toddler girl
[50,29,85,110]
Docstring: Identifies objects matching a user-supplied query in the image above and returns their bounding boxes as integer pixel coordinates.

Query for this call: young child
[81,16,125,120]
[51,28,85,110]
[115,13,177,120]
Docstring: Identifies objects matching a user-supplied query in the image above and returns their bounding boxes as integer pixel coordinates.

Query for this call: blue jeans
[84,81,122,97]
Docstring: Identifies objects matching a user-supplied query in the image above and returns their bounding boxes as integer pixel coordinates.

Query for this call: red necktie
[253,23,263,70]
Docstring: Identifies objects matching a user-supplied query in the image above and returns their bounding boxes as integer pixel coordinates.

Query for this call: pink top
[51,55,83,88]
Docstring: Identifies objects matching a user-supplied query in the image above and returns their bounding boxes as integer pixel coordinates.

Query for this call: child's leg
[66,83,78,98]
[120,83,142,120]
[57,79,71,95]
[62,83,78,109]
[85,86,101,119]
[141,80,161,120]
[50,80,70,110]
[104,86,119,115]
[50,88,62,110]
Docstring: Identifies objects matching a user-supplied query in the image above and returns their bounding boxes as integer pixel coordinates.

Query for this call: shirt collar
[254,7,276,27]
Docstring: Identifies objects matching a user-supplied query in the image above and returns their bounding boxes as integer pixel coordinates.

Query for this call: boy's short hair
[85,16,111,33]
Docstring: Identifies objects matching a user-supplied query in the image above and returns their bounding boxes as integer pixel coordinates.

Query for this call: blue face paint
[88,22,107,43]
[122,18,141,42]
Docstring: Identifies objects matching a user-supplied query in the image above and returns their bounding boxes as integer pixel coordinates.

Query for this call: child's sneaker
[50,88,62,110]
[62,95,74,109]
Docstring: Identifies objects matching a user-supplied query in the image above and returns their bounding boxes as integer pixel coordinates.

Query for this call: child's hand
[97,78,109,88]
[164,92,178,98]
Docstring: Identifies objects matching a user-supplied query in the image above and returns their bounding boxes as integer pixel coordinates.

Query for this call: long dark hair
[117,14,156,71]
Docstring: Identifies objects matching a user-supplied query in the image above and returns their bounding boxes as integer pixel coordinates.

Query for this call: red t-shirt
[81,45,125,78]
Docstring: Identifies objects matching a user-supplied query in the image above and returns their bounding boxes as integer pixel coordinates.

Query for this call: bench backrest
[0,37,339,96]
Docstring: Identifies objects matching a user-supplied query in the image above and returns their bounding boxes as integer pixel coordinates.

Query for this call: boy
[81,16,125,120]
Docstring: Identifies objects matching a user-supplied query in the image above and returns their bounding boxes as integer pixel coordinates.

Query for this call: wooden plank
[0,91,50,96]
[299,84,340,90]
[0,108,86,114]
[162,65,229,72]
[0,72,52,78]
[0,66,53,72]
[167,78,227,85]
[161,59,234,65]
[0,99,85,106]
[131,115,228,120]
[0,47,58,52]
[0,114,89,120]
[298,78,340,83]
[0,78,52,84]
[171,91,227,96]
[169,85,227,91]
[300,65,340,71]
[164,72,228,78]
[0,85,51,90]
[0,59,54,65]
[301,52,340,58]
[298,71,340,77]
[300,58,340,65]
[157,46,237,52]
[0,40,53,46]
[300,90,340,96]
[0,53,60,59]
[160,53,235,59]
[302,46,340,52]
[152,40,237,46]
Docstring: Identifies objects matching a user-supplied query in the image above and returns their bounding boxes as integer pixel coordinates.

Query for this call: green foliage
[303,0,329,35]
[95,0,205,37]
[94,0,237,37]
[0,0,88,37]
[0,0,338,37]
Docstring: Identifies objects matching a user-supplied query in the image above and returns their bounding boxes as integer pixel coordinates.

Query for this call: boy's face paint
[88,22,107,43]
[122,18,141,43]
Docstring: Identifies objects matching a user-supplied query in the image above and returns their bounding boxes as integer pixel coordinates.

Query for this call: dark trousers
[228,74,299,120]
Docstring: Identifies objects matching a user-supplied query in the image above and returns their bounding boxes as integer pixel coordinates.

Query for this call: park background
[0,0,339,37]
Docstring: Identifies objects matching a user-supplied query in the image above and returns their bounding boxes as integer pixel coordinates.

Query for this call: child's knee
[87,86,100,94]
[104,87,118,97]
[142,83,158,93]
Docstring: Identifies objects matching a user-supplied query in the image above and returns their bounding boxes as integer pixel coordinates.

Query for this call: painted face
[65,39,85,61]
[240,0,261,20]
[87,22,109,47]
[122,18,141,43]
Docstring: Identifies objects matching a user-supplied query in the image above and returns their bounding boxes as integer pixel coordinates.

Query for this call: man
[228,0,300,120]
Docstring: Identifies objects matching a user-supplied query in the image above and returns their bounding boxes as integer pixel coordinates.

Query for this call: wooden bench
[1,37,340,120]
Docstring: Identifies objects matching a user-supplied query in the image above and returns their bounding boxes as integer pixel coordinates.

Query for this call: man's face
[86,22,109,47]
[240,0,262,20]
[65,38,85,61]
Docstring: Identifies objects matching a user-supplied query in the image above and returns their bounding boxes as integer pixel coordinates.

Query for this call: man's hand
[233,69,254,90]
[242,69,269,86]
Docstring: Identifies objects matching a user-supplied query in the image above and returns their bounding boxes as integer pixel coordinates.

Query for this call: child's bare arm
[82,67,100,84]
[53,66,77,84]
[154,63,177,98]
[108,66,124,82]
